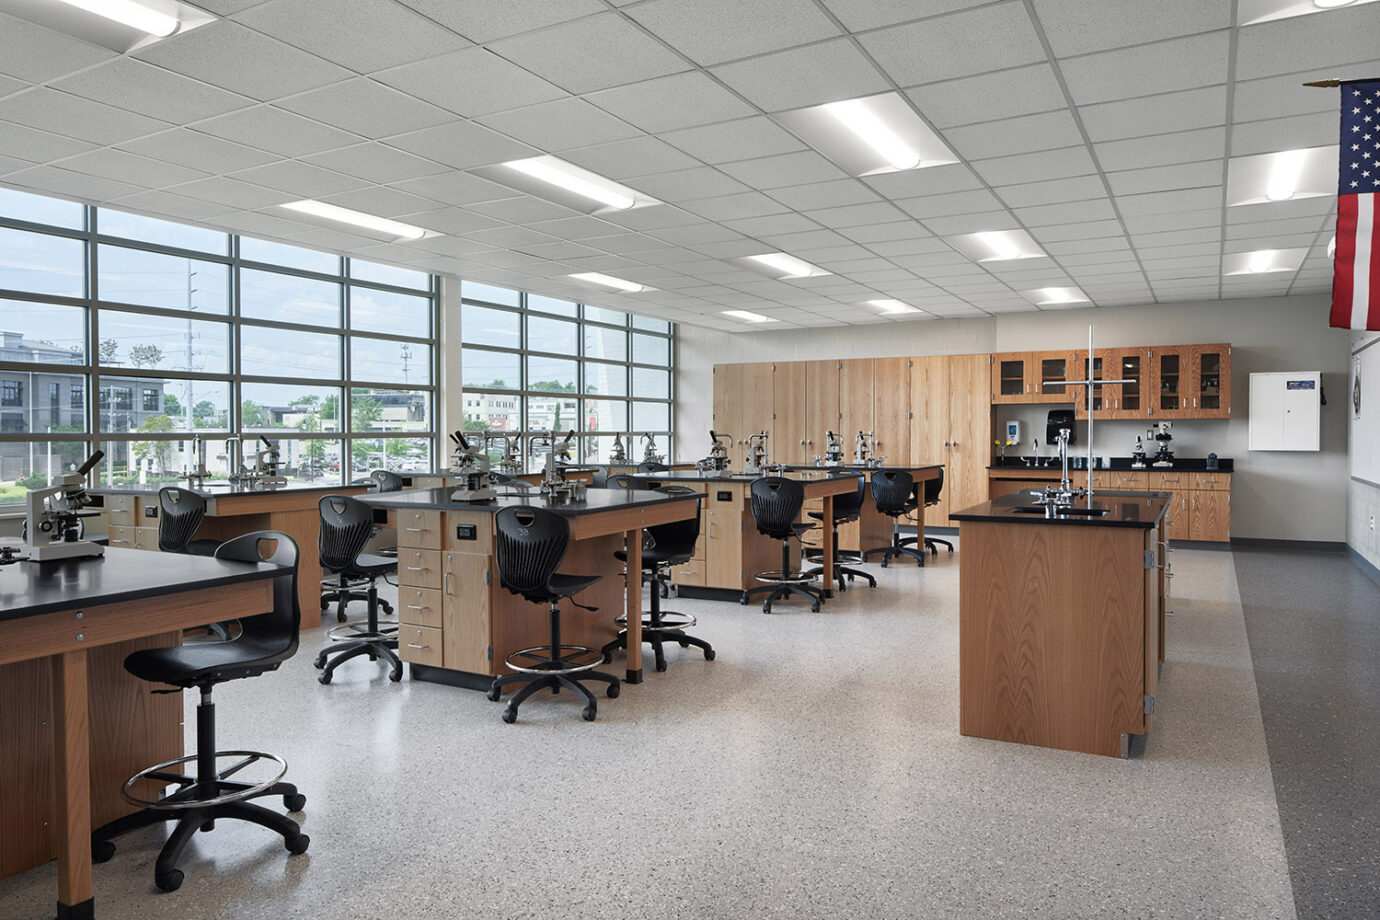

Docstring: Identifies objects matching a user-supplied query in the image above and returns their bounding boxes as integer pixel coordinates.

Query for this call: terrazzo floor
[2,541,1300,920]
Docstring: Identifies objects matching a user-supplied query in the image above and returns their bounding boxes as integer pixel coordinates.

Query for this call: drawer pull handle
[407,643,428,650]
[110,539,130,545]
[405,566,428,572]
[405,527,427,532]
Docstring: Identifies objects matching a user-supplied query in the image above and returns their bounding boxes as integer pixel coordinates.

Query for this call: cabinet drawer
[398,586,442,629]
[396,510,441,549]
[398,625,443,667]
[105,494,136,526]
[396,548,442,590]
[1192,472,1231,491]
[133,526,161,552]
[443,511,493,554]
[107,524,136,548]
[673,558,706,586]
[1147,471,1187,490]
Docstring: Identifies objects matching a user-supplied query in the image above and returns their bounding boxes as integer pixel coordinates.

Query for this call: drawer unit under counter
[398,586,442,629]
[103,494,137,527]
[398,625,444,667]
[396,509,442,549]
[133,526,161,552]
[1192,471,1232,491]
[397,548,442,590]
[106,524,136,549]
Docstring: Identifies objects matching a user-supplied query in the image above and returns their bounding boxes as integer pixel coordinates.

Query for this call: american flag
[1331,79,1380,330]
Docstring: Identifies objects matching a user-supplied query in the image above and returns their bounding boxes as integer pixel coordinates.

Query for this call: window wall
[459,282,674,465]
[0,187,437,503]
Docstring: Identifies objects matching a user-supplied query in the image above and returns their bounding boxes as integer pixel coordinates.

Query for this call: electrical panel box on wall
[1248,371,1321,451]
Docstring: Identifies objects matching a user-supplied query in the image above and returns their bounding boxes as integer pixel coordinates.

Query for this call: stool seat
[613,546,694,567]
[125,637,294,687]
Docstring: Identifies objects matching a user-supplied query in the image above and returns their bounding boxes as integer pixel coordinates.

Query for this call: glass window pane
[1,438,93,502]
[461,303,519,347]
[348,436,433,474]
[526,355,577,391]
[527,315,577,354]
[528,294,576,316]
[0,188,84,229]
[583,324,626,362]
[579,434,626,465]
[351,337,431,385]
[99,376,230,435]
[241,325,340,379]
[462,389,520,433]
[240,237,339,274]
[582,399,627,432]
[0,227,84,297]
[349,259,429,290]
[632,401,669,431]
[349,387,431,433]
[524,393,578,436]
[241,383,341,433]
[583,361,626,397]
[240,268,341,326]
[0,301,86,363]
[633,366,669,399]
[462,348,519,389]
[0,371,86,435]
[461,281,518,306]
[97,310,230,374]
[234,436,342,484]
[584,306,625,325]
[97,209,226,254]
[350,286,431,337]
[633,332,669,365]
[97,245,228,313]
[632,314,670,333]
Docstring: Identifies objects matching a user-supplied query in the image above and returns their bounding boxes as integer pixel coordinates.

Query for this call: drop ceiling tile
[716,151,849,190]
[388,172,514,207]
[583,71,756,134]
[301,143,447,184]
[385,121,538,170]
[60,149,208,188]
[1120,208,1221,234]
[488,12,688,95]
[564,136,701,179]
[5,165,145,201]
[0,88,171,148]
[51,59,254,124]
[1225,197,1334,224]
[681,191,789,221]
[196,106,360,158]
[721,212,821,236]
[1225,215,1333,239]
[134,22,350,102]
[109,190,233,222]
[1116,187,1222,217]
[1031,0,1230,57]
[649,223,744,247]
[290,226,396,251]
[1137,241,1222,260]
[861,164,984,200]
[692,239,778,260]
[393,0,605,43]
[0,122,98,163]
[896,188,1005,219]
[375,48,567,118]
[627,0,839,67]
[1224,233,1319,253]
[1027,219,1125,242]
[1229,112,1335,157]
[1233,70,1341,123]
[858,1,1045,87]
[0,74,24,99]
[1092,127,1225,171]
[944,109,1085,160]
[768,180,881,211]
[921,210,1021,236]
[601,205,704,231]
[318,185,436,218]
[527,216,626,241]
[1081,86,1228,143]
[804,202,911,229]
[465,195,583,223]
[866,238,949,258]
[276,79,454,140]
[478,97,643,152]
[711,38,890,112]
[1060,32,1230,107]
[0,153,30,175]
[0,13,117,83]
[1106,160,1224,197]
[755,228,853,250]
[233,0,469,73]
[233,159,369,197]
[1236,3,1380,81]
[971,146,1099,186]
[162,176,294,210]
[840,221,933,244]
[905,63,1066,129]
[402,207,503,235]
[585,232,669,254]
[114,129,274,176]
[630,167,750,202]
[994,175,1108,208]
[661,117,807,164]
[1130,226,1224,248]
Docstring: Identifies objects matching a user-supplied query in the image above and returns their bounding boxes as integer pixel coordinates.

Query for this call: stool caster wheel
[319,598,328,611]
[655,659,667,672]
[880,560,889,568]
[810,602,821,612]
[284,793,306,812]
[389,667,403,682]
[762,604,772,614]
[607,683,620,699]
[92,840,115,863]
[738,595,748,605]
[155,869,184,892]
[317,671,332,685]
[677,639,690,648]
[313,653,325,669]
[285,833,310,855]
[704,649,716,661]
[486,686,501,702]
[501,706,517,724]
[602,652,613,664]
[582,705,597,721]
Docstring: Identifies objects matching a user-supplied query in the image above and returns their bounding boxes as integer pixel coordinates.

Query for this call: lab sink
[1008,505,1111,517]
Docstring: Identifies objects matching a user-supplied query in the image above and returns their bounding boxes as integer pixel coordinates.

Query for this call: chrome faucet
[1036,429,1086,509]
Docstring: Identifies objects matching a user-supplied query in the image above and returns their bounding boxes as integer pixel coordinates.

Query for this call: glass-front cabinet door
[991,353,1031,404]
[1112,350,1144,419]
[1073,351,1112,417]
[1154,347,1189,417]
[1192,344,1230,418]
[1037,351,1074,402]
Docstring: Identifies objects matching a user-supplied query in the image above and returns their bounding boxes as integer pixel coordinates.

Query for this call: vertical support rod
[624,528,643,683]
[52,649,94,918]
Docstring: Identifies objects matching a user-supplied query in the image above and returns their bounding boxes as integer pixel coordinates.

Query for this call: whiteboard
[1350,338,1380,482]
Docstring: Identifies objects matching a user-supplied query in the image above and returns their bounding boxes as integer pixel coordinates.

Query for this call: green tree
[351,396,382,431]
[385,439,409,459]
[162,392,183,418]
[128,344,163,368]
[463,418,488,432]
[530,380,577,392]
[132,414,175,473]
[241,400,270,428]
[98,339,118,364]
[321,394,339,423]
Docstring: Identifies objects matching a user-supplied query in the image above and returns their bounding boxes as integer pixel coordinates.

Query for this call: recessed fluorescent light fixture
[54,0,177,34]
[946,229,1046,263]
[741,252,831,280]
[479,156,660,214]
[280,200,433,241]
[568,272,650,293]
[1023,287,1090,307]
[1239,0,1375,24]
[1223,248,1309,275]
[0,0,212,50]
[722,310,777,324]
[868,299,920,314]
[1225,146,1337,206]
[774,92,957,176]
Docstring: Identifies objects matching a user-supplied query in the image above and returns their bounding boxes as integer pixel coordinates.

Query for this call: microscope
[537,430,586,503]
[817,430,844,467]
[1130,436,1148,469]
[853,430,883,468]
[22,450,106,562]
[1149,422,1175,468]
[252,437,288,487]
[641,432,664,466]
[744,431,770,475]
[607,433,629,464]
[697,430,732,472]
[491,433,524,476]
[447,430,497,502]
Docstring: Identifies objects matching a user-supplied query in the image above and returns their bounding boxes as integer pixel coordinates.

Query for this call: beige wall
[677,294,1350,543]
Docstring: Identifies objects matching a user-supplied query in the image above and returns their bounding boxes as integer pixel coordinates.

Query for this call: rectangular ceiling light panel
[775,92,958,177]
[1225,146,1338,206]
[1239,0,1378,25]
[1222,247,1309,274]
[280,200,435,241]
[741,252,832,279]
[477,156,660,214]
[946,229,1046,262]
[0,0,214,50]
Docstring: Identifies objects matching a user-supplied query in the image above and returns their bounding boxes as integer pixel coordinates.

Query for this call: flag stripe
[1333,193,1358,328]
[1369,195,1380,327]
[1352,193,1371,330]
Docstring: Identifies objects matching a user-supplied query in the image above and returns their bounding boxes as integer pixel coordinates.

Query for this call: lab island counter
[951,490,1172,758]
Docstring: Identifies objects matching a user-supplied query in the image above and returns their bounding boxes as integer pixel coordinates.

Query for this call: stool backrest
[494,506,569,602]
[318,494,374,572]
[215,530,300,655]
[607,473,647,490]
[750,476,805,538]
[871,470,916,516]
[638,461,670,473]
[645,486,701,558]
[370,469,404,492]
[590,469,609,488]
[833,471,867,518]
[158,487,208,553]
[922,467,945,506]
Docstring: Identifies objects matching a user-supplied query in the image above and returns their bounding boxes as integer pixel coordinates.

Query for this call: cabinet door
[1073,350,1110,418]
[838,358,874,446]
[1036,351,1078,403]
[873,357,910,465]
[1164,493,1190,541]
[948,354,993,517]
[1191,345,1230,419]
[712,364,742,445]
[740,363,775,458]
[1109,349,1148,419]
[910,356,952,522]
[804,360,840,462]
[441,551,492,674]
[1152,347,1191,417]
[991,353,1031,404]
[1189,490,1230,541]
[771,362,808,465]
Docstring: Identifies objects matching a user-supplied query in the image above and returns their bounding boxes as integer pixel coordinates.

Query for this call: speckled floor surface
[3,544,1297,920]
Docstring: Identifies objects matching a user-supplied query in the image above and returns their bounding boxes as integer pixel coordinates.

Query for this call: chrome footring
[326,622,398,643]
[754,569,814,585]
[615,610,698,630]
[504,644,603,675]
[122,750,288,809]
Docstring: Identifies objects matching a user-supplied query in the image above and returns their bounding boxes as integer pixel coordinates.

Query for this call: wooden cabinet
[1151,346,1191,417]
[1190,344,1230,418]
[910,355,952,523]
[838,359,874,445]
[803,360,839,463]
[1146,471,1230,542]
[872,357,909,465]
[440,551,492,674]
[910,354,991,522]
[1073,350,1109,418]
[711,363,740,444]
[1035,351,1079,402]
[1189,488,1230,542]
[771,361,808,466]
[1106,347,1149,419]
[991,353,1032,403]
